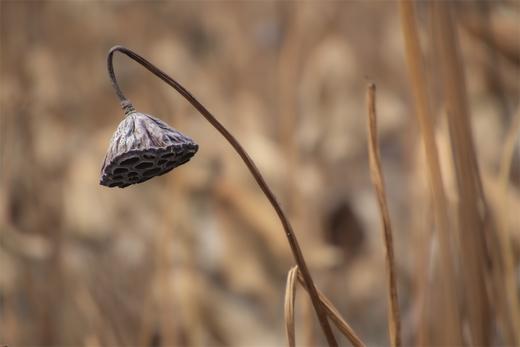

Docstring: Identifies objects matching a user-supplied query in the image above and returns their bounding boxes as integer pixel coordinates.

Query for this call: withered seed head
[100,111,198,188]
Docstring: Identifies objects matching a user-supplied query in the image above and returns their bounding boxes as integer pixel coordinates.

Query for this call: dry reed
[366,83,401,347]
[398,1,463,344]
[432,3,492,344]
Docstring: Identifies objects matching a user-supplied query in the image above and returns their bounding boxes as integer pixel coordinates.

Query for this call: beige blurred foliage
[1,1,519,346]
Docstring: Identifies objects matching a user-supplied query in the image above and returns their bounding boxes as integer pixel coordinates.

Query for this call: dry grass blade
[432,3,492,345]
[398,1,463,344]
[284,266,299,347]
[295,271,366,347]
[366,83,401,347]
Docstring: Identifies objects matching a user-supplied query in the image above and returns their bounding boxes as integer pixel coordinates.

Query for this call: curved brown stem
[107,45,337,347]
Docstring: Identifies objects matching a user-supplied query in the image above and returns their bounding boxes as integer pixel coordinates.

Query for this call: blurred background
[1,1,519,346]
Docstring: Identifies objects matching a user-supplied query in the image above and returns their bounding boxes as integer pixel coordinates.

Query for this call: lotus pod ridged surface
[100,112,198,188]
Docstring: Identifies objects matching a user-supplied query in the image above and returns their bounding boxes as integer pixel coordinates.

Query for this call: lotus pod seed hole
[135,162,154,169]
[120,157,139,166]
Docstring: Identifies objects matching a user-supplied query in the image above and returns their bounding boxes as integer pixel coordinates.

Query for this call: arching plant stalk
[105,45,337,346]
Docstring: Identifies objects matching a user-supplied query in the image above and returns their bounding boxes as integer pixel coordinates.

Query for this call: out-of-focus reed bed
[1,1,519,346]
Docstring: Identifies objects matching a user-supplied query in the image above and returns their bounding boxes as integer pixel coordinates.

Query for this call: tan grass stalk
[285,266,299,347]
[366,83,401,347]
[431,3,493,345]
[295,271,366,347]
[398,1,463,344]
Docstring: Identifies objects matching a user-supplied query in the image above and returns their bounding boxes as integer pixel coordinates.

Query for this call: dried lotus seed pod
[100,111,198,188]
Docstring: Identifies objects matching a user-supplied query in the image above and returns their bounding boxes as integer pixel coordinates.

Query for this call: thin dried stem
[398,1,463,344]
[295,271,366,347]
[106,45,337,346]
[284,266,299,347]
[366,83,401,347]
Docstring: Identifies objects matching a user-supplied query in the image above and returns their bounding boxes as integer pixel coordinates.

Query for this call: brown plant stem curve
[106,45,338,347]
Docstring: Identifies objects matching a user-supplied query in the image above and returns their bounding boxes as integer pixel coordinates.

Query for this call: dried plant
[283,265,366,347]
[4,3,517,346]
[399,1,519,345]
[102,45,338,346]
[366,83,401,347]
[100,111,197,188]
[295,269,365,347]
[398,1,463,344]
[432,3,492,345]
